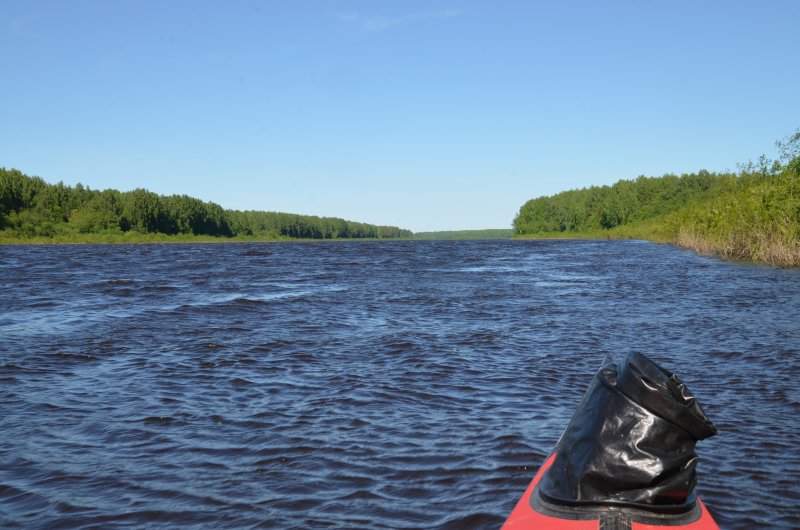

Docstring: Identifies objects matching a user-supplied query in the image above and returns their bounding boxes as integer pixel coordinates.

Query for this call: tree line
[513,169,738,234]
[228,210,411,239]
[0,169,412,240]
[513,129,800,266]
[412,229,513,240]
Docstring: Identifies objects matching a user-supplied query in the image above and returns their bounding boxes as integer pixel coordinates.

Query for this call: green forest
[5,130,799,264]
[412,229,513,240]
[0,169,412,243]
[513,130,800,266]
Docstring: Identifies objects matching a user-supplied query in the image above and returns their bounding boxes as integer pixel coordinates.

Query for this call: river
[1,240,798,529]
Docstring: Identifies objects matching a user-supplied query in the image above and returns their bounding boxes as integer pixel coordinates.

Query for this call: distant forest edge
[0,169,412,242]
[513,130,800,266]
[412,229,513,240]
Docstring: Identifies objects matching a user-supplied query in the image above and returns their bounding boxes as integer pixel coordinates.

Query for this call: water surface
[1,240,799,529]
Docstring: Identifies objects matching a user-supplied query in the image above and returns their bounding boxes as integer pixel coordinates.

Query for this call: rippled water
[1,240,799,529]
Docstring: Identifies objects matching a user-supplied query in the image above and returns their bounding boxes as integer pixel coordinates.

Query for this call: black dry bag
[538,352,717,511]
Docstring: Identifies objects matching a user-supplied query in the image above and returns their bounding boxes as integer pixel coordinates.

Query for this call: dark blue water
[1,240,799,529]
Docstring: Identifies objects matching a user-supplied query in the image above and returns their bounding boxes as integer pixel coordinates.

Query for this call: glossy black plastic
[538,352,717,511]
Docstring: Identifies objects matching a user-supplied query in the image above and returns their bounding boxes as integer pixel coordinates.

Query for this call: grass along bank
[514,130,800,267]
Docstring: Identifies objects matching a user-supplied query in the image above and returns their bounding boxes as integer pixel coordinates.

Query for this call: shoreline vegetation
[0,169,413,244]
[514,130,800,267]
[3,130,799,268]
[412,229,513,240]
[0,167,514,245]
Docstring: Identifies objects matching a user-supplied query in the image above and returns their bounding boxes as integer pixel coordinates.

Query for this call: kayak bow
[503,353,720,529]
[503,453,720,529]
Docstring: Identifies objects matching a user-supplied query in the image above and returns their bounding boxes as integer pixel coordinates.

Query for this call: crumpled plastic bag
[539,352,717,509]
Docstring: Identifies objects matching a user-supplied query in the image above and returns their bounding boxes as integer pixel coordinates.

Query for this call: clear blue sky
[2,1,799,232]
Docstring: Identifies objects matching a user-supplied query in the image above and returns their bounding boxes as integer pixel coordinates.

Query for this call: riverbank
[0,230,293,245]
[6,225,798,267]
[514,214,800,268]
[0,231,424,245]
[673,227,800,267]
[0,168,413,243]
[412,229,513,240]
[513,132,800,268]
